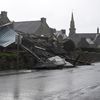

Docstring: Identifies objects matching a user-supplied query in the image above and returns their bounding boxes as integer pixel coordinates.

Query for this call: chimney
[41,17,46,23]
[97,27,99,34]
[1,11,7,18]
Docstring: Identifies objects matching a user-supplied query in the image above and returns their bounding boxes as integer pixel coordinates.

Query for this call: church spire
[97,27,99,34]
[69,12,76,36]
[71,12,74,22]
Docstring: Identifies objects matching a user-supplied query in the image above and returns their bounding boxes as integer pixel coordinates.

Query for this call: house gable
[35,22,52,37]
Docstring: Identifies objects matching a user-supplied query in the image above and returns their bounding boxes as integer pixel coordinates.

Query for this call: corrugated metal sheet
[0,27,17,47]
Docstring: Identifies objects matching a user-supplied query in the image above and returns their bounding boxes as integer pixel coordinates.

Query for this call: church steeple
[69,12,76,36]
[97,27,99,34]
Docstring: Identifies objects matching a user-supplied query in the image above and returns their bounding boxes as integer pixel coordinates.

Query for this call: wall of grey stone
[71,51,100,64]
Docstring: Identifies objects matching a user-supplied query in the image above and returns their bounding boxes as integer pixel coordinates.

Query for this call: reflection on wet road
[0,63,100,100]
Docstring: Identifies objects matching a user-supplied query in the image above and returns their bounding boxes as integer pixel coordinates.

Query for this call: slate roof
[76,33,96,39]
[94,34,100,45]
[69,33,97,46]
[14,21,41,34]
[0,27,17,47]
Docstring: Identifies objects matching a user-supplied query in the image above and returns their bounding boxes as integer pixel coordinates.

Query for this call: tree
[63,39,75,52]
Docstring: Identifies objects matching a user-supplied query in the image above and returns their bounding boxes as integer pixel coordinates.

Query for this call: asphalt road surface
[0,63,100,100]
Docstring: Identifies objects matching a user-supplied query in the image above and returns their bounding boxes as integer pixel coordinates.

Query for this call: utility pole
[17,35,19,70]
[16,33,21,70]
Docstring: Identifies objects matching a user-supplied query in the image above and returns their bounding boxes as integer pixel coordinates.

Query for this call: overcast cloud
[0,0,100,35]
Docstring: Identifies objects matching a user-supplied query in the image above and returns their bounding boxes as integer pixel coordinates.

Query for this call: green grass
[0,52,17,57]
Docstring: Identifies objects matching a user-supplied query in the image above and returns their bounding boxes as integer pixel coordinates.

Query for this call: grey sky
[0,0,100,35]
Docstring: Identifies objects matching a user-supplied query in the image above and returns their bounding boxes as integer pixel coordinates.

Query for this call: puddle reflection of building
[32,72,47,100]
[13,74,20,100]
[66,70,75,100]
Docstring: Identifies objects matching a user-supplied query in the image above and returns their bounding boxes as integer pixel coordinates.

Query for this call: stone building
[13,17,55,37]
[68,13,100,48]
[0,11,56,48]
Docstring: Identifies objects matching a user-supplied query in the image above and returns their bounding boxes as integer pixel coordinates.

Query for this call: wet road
[0,63,100,100]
